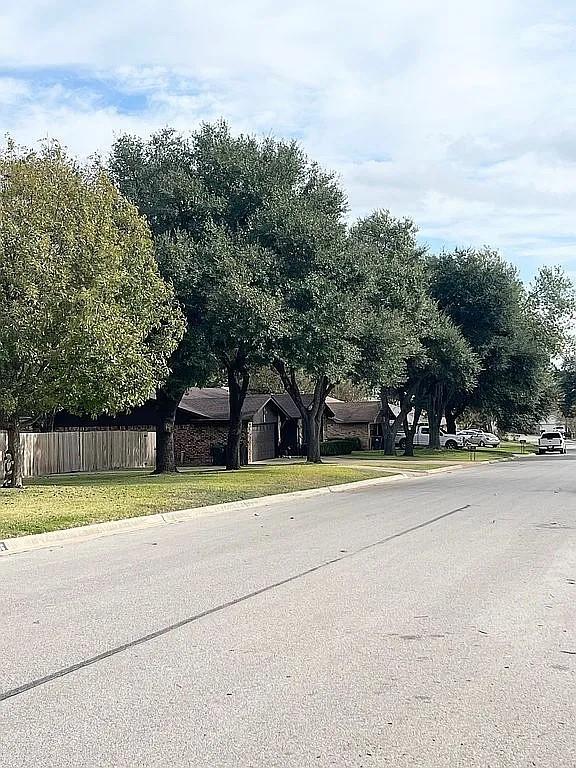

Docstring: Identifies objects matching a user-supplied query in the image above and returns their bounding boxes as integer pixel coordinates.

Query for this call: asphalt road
[1,452,576,767]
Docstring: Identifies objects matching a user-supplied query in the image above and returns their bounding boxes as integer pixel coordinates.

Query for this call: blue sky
[2,1,576,281]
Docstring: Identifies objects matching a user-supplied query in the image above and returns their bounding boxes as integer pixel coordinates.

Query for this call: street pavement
[1,452,576,767]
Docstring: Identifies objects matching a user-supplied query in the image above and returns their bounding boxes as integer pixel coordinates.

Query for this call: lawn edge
[0,457,517,556]
[0,471,403,555]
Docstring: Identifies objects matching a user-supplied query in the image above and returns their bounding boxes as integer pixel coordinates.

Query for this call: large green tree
[347,211,429,455]
[410,313,479,449]
[0,141,183,487]
[272,254,360,463]
[156,228,282,469]
[262,172,351,463]
[273,209,438,462]
[429,248,524,433]
[110,122,347,470]
[109,129,216,472]
[429,251,574,435]
[382,308,479,454]
[271,210,427,462]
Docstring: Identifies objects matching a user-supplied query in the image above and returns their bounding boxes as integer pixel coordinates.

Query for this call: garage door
[251,423,277,461]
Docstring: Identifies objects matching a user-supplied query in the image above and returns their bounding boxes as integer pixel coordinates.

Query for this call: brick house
[50,388,357,465]
[324,400,382,450]
[174,388,300,465]
[175,389,344,464]
[51,387,301,466]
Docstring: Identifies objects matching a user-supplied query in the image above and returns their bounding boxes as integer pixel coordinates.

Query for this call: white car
[538,431,566,455]
[457,429,500,448]
[395,425,465,450]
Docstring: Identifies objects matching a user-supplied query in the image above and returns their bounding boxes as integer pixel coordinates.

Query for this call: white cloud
[1,0,576,277]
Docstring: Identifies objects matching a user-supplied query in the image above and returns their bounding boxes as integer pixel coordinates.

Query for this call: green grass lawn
[0,464,396,539]
[349,440,536,464]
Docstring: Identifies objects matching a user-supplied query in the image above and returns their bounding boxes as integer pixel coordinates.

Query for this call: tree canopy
[110,121,348,468]
[1,120,567,482]
[428,249,536,433]
[0,141,184,485]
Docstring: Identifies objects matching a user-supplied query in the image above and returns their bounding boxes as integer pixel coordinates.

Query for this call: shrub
[320,438,360,455]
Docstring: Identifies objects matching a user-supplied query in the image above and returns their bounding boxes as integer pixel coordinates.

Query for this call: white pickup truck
[395,425,465,451]
[538,431,566,455]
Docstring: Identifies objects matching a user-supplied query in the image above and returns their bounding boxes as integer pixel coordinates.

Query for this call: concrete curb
[0,472,407,557]
[0,457,501,557]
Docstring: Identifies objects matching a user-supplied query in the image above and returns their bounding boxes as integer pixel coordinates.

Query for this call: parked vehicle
[457,429,500,448]
[395,425,465,451]
[538,431,566,455]
[540,426,565,436]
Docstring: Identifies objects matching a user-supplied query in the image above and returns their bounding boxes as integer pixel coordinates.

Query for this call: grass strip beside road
[349,441,536,464]
[0,464,398,539]
[327,459,456,471]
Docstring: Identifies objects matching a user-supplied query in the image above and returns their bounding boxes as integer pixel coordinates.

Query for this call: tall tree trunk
[427,383,444,450]
[154,388,182,474]
[380,387,395,455]
[380,384,418,454]
[6,417,23,488]
[273,359,331,464]
[226,361,250,470]
[444,409,457,436]
[403,405,423,457]
[305,407,325,463]
[444,402,464,435]
[382,430,396,455]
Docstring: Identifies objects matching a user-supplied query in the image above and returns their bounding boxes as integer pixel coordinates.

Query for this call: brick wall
[174,422,249,466]
[324,420,371,450]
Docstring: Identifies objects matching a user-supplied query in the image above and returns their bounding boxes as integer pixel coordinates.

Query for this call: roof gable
[271,393,335,419]
[328,400,382,424]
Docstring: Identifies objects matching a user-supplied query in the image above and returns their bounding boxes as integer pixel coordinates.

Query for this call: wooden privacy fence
[0,430,156,477]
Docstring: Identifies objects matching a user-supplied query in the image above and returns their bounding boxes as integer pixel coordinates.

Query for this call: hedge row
[320,437,362,455]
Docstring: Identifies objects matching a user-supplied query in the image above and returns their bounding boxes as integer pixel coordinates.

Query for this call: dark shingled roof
[179,388,338,421]
[328,400,382,424]
[178,388,272,421]
[270,394,336,419]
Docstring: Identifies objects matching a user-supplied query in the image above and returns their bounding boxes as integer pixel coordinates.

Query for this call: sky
[1,1,576,281]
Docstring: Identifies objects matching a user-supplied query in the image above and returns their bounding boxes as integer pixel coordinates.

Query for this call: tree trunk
[428,384,444,450]
[382,431,396,455]
[444,401,464,435]
[154,388,181,474]
[226,361,249,471]
[380,384,418,455]
[6,418,23,488]
[380,387,395,455]
[402,414,413,457]
[304,408,324,463]
[444,409,457,436]
[273,359,331,464]
[403,405,423,457]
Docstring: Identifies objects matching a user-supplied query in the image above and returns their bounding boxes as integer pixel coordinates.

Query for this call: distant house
[324,400,416,449]
[324,400,382,449]
[175,389,343,463]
